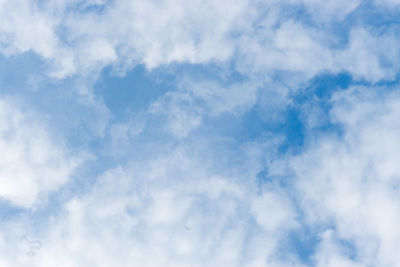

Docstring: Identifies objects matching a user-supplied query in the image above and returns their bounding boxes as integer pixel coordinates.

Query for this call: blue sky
[1,0,400,266]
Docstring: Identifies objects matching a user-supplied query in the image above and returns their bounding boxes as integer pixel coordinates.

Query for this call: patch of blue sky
[93,62,370,182]
[205,72,353,154]
[295,72,353,134]
[283,228,321,266]
[95,63,248,116]
[355,2,400,28]
[37,0,112,14]
[0,52,47,93]
[0,200,25,221]
[0,49,369,225]
[94,65,171,120]
[2,80,105,152]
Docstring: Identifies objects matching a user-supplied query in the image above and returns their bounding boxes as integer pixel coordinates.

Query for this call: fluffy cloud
[0,0,59,57]
[0,147,302,267]
[2,0,400,266]
[1,0,399,83]
[269,86,400,266]
[0,97,85,208]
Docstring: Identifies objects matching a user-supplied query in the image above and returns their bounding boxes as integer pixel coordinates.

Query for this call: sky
[1,0,400,266]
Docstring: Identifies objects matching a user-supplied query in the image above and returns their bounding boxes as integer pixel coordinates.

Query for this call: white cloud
[0,97,85,208]
[2,1,400,266]
[313,230,363,267]
[251,189,298,233]
[271,86,400,266]
[238,22,400,83]
[0,147,301,267]
[1,0,398,83]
